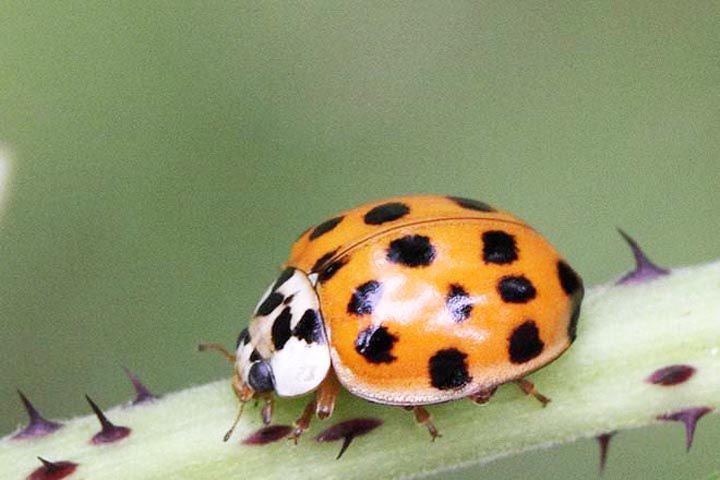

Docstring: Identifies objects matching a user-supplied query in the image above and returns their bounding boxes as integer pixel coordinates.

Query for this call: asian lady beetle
[201,195,583,441]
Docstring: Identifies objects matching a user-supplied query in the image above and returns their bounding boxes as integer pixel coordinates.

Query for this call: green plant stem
[2,260,719,480]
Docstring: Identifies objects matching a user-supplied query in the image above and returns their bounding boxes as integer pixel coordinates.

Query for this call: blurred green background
[1,1,719,478]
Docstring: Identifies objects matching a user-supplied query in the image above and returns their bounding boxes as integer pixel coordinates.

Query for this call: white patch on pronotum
[236,268,331,397]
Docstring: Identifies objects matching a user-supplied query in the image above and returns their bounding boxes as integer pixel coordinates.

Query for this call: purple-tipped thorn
[28,457,78,480]
[242,425,293,445]
[12,391,63,440]
[616,229,669,285]
[85,395,131,444]
[646,364,696,386]
[315,417,383,459]
[122,367,157,405]
[596,431,616,474]
[657,406,714,451]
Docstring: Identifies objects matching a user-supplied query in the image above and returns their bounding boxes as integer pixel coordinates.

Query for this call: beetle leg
[291,398,317,444]
[290,370,340,443]
[467,386,498,405]
[198,343,236,363]
[315,369,340,420]
[260,395,274,425]
[406,406,441,441]
[515,378,551,406]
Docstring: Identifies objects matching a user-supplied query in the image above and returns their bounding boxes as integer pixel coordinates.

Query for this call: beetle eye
[247,361,275,393]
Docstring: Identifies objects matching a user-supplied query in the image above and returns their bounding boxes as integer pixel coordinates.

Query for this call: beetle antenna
[223,402,246,442]
[198,343,236,363]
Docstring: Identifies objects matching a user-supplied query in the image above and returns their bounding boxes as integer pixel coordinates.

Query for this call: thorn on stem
[242,425,293,445]
[657,406,714,451]
[27,457,78,480]
[616,229,669,285]
[596,431,616,474]
[122,367,157,405]
[12,390,62,440]
[315,418,383,460]
[85,395,131,444]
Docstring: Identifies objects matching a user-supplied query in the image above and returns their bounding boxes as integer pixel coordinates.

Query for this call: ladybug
[201,195,583,441]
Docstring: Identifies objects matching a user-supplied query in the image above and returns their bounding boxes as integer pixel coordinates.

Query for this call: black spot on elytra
[293,309,325,344]
[448,196,495,212]
[272,267,295,291]
[508,320,544,364]
[249,349,262,362]
[248,361,275,392]
[482,230,518,265]
[256,292,284,317]
[446,284,473,322]
[568,296,582,342]
[271,307,293,350]
[558,260,582,295]
[355,325,398,364]
[386,235,436,267]
[311,249,339,273]
[318,256,348,283]
[497,275,537,303]
[364,202,410,225]
[558,260,584,341]
[236,327,251,349]
[347,281,383,315]
[309,216,344,240]
[428,348,472,390]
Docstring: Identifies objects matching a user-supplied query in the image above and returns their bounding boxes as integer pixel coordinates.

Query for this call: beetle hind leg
[515,378,551,406]
[405,406,441,441]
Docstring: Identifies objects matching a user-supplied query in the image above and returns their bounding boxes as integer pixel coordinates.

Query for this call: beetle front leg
[291,370,340,443]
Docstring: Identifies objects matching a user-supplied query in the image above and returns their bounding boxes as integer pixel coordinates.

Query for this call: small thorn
[596,431,616,474]
[242,425,293,445]
[657,406,714,451]
[646,364,696,386]
[122,367,157,405]
[12,391,63,440]
[85,395,131,444]
[28,457,78,480]
[315,418,383,460]
[616,229,669,285]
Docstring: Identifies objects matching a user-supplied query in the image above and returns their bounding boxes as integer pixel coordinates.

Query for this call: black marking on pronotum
[364,202,410,225]
[657,406,714,451]
[122,367,157,405]
[315,417,383,459]
[318,256,349,283]
[448,196,495,212]
[28,457,78,480]
[482,230,518,264]
[386,235,436,267]
[85,395,131,444]
[596,431,616,474]
[646,364,696,386]
[311,249,338,273]
[446,284,473,322]
[347,280,383,315]
[616,229,669,285]
[309,216,344,240]
[255,292,284,317]
[12,391,62,440]
[271,307,293,350]
[248,361,275,393]
[497,275,537,303]
[242,424,293,445]
[355,325,398,364]
[236,327,251,349]
[272,267,295,291]
[293,309,325,344]
[428,348,472,390]
[508,320,544,364]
